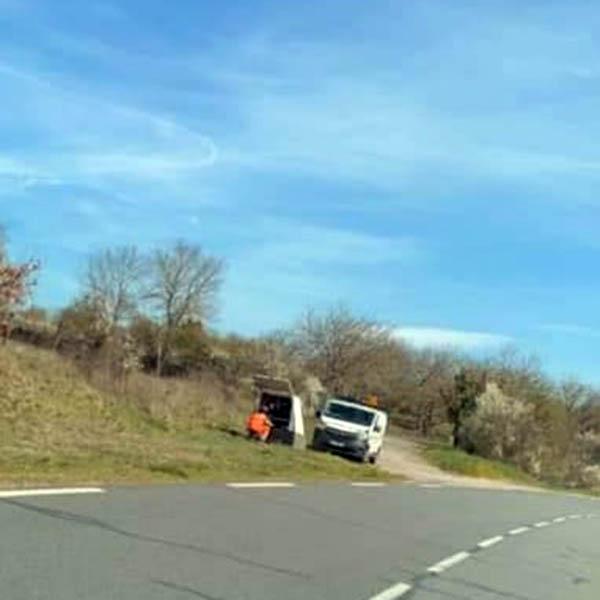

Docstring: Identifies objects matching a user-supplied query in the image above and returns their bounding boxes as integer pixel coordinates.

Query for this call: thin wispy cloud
[394,327,513,351]
[209,16,600,195]
[0,59,217,189]
[2,0,600,381]
[220,220,425,332]
[248,221,423,268]
[4,2,600,199]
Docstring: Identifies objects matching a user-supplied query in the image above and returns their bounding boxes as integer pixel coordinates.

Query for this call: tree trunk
[156,336,163,378]
[452,421,461,448]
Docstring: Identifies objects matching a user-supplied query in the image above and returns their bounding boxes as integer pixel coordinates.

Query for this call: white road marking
[508,526,530,535]
[351,482,387,487]
[226,482,296,489]
[367,581,412,600]
[0,487,105,499]
[365,510,595,597]
[477,535,504,549]
[420,483,444,488]
[427,551,471,575]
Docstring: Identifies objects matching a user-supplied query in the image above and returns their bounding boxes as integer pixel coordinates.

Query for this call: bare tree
[557,379,592,414]
[485,348,550,404]
[144,241,224,375]
[82,246,143,331]
[407,349,458,436]
[286,306,392,395]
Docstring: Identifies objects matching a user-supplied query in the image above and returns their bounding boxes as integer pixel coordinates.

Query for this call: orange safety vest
[247,412,272,437]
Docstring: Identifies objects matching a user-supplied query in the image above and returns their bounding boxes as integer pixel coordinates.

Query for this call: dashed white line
[367,581,412,600]
[226,482,296,489]
[0,487,105,499]
[351,482,388,488]
[427,551,471,575]
[365,510,593,597]
[477,535,504,549]
[420,483,444,489]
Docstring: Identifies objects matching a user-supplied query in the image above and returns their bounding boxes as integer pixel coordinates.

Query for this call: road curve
[0,483,598,599]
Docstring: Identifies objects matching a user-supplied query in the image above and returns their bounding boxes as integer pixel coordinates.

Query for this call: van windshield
[324,402,375,426]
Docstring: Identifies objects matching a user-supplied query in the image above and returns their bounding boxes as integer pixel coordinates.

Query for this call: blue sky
[3,1,600,382]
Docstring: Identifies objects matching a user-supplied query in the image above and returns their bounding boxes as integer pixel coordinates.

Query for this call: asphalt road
[0,483,598,600]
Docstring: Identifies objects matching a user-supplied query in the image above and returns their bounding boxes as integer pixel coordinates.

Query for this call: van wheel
[368,452,379,465]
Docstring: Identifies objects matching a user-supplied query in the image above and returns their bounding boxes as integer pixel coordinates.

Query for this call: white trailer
[253,375,306,449]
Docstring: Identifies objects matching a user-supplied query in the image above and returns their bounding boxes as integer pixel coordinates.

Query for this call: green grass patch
[423,445,539,486]
[423,444,600,496]
[0,429,392,486]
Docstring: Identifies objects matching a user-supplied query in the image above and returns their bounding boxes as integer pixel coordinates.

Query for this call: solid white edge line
[534,521,550,528]
[367,581,412,600]
[553,517,567,523]
[226,482,296,489]
[508,526,529,535]
[0,487,105,499]
[427,551,470,574]
[351,482,387,488]
[477,535,504,549]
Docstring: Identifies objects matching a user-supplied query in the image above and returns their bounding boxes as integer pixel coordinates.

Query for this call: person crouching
[246,406,273,442]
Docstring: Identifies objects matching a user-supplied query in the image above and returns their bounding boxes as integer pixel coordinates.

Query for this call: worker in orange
[246,406,273,442]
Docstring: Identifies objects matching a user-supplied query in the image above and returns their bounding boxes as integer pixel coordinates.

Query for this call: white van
[312,397,388,464]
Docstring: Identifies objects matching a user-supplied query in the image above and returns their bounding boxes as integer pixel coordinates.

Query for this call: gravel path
[380,434,541,491]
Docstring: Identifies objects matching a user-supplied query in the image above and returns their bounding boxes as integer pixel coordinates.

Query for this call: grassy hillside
[0,343,389,485]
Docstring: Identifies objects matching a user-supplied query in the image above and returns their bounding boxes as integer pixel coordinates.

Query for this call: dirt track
[380,434,541,491]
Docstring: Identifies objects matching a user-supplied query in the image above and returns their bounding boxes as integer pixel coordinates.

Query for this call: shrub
[462,382,543,474]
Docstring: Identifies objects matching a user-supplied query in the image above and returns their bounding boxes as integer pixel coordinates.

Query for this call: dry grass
[88,366,254,431]
[0,342,389,485]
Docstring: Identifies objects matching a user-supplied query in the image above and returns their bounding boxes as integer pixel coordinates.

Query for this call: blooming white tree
[462,382,541,472]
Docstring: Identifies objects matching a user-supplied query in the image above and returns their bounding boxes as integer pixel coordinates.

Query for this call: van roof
[327,397,386,416]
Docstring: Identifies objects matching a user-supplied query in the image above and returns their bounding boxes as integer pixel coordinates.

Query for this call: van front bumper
[312,428,368,458]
